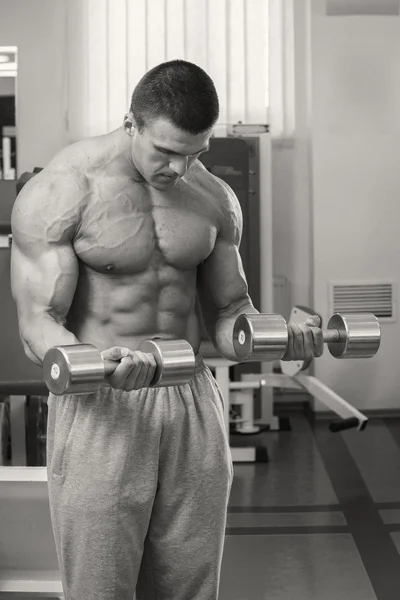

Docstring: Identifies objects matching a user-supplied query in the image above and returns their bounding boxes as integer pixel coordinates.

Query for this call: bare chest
[74,178,218,274]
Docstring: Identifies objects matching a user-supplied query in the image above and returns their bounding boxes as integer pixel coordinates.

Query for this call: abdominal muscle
[66,262,203,354]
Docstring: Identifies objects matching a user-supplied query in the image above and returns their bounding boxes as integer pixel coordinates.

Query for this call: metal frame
[205,356,368,464]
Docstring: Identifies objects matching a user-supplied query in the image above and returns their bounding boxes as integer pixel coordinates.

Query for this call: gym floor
[219,404,400,600]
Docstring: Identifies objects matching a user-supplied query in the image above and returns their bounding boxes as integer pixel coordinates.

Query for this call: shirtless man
[11,60,322,600]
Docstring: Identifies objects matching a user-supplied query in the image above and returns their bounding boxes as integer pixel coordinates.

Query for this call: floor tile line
[309,417,400,600]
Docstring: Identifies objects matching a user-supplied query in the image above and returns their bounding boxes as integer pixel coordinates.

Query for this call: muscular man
[11,60,322,600]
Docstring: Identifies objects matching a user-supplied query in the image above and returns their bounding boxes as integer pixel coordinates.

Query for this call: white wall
[270,0,400,412]
[310,0,400,410]
[0,0,69,174]
[271,0,314,311]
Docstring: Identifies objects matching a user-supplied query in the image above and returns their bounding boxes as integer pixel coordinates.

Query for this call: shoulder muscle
[11,162,87,252]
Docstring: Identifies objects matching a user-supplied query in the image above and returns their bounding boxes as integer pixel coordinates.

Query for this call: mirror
[0,46,17,179]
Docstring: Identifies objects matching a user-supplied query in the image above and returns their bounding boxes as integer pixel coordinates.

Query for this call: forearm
[20,313,80,366]
[213,302,259,361]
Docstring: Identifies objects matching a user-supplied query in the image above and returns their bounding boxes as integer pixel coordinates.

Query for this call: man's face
[129,116,211,190]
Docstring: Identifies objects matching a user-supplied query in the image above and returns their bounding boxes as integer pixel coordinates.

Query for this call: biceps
[198,242,249,312]
[11,243,79,323]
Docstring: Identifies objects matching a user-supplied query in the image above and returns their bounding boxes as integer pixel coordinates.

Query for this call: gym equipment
[233,311,381,362]
[279,306,370,433]
[43,339,195,395]
[0,467,63,597]
[204,305,379,449]
[25,396,48,466]
[228,370,369,435]
[0,400,10,465]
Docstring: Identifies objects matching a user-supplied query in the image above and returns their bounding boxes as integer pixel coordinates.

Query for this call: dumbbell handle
[322,328,343,344]
[102,353,154,377]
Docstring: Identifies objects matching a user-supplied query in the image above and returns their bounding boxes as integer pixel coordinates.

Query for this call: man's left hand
[281,315,324,362]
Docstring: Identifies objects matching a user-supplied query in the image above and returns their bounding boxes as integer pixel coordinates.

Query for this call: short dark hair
[130,60,219,134]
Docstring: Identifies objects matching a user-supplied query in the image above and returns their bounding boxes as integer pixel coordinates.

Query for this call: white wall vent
[330,282,396,321]
[326,0,400,16]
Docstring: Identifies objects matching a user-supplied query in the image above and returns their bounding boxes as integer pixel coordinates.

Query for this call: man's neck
[111,127,145,183]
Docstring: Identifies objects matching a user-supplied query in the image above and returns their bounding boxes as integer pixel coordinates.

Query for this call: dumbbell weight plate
[43,344,105,396]
[233,314,289,362]
[138,339,195,387]
[327,313,381,358]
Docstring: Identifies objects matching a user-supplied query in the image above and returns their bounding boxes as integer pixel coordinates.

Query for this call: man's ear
[123,112,136,136]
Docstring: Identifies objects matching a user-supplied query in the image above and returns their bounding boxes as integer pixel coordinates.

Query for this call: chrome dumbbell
[43,339,195,395]
[233,312,381,362]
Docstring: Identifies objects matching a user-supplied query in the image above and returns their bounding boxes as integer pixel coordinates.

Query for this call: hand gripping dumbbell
[233,312,381,362]
[43,339,195,396]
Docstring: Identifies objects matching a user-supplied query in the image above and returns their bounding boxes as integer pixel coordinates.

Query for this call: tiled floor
[219,414,400,600]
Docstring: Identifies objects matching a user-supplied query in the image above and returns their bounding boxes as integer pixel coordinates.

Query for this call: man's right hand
[101,347,158,391]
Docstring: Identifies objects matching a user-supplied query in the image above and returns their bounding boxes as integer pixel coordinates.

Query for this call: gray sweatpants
[46,354,233,600]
